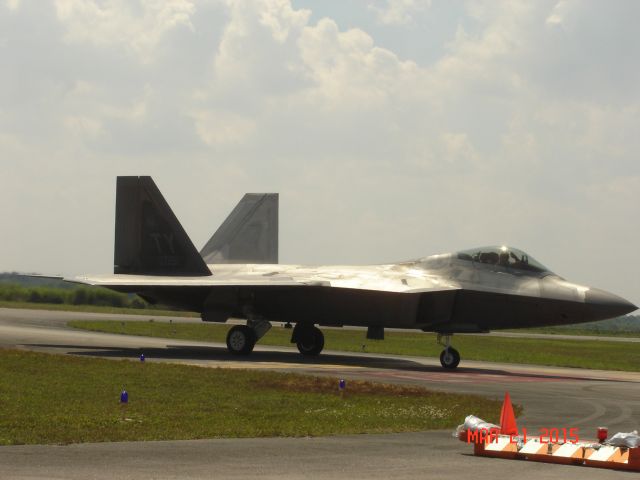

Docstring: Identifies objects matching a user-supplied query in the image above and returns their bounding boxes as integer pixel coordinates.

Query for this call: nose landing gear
[226,325,256,355]
[225,314,272,356]
[437,333,460,369]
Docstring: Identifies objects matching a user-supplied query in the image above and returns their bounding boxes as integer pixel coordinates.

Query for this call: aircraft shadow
[23,342,621,383]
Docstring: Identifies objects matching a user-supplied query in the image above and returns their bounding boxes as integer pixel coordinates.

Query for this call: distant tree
[28,290,41,303]
[130,297,146,309]
[72,289,88,305]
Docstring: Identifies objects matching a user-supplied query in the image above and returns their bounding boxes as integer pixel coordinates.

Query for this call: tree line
[0,283,151,308]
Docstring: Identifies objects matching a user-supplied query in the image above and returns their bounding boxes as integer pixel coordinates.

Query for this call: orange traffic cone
[500,391,518,436]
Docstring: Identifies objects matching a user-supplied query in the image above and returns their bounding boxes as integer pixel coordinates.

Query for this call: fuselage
[104,246,636,334]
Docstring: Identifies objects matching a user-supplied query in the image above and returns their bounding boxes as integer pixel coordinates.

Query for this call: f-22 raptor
[71,176,637,369]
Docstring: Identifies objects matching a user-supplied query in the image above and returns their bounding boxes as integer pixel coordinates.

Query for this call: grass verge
[503,327,640,338]
[0,349,503,445]
[69,320,640,372]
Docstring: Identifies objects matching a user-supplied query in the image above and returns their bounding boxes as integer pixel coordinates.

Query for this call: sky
[1,0,639,307]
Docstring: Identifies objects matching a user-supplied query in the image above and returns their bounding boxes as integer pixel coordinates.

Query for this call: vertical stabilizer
[200,193,278,264]
[114,176,211,276]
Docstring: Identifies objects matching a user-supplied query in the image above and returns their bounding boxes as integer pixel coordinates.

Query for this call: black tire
[296,326,324,356]
[440,347,460,369]
[226,325,256,355]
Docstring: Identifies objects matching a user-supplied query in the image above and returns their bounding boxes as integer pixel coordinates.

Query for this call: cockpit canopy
[456,246,551,274]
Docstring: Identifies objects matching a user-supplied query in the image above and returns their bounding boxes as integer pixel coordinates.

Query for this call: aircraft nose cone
[585,288,637,319]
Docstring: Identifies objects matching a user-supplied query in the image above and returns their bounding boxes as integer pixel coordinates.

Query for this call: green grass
[504,327,640,338]
[69,320,640,372]
[0,301,198,317]
[0,349,504,445]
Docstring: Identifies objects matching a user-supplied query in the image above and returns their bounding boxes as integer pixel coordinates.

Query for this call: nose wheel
[437,334,460,369]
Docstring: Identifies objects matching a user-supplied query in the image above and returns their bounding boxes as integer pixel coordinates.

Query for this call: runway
[0,307,639,479]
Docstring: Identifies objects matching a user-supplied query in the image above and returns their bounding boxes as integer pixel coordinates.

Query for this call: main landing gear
[292,323,324,356]
[437,333,460,369]
[225,318,326,357]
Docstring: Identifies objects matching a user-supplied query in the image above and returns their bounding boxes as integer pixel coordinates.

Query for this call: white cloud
[546,0,574,26]
[191,110,256,146]
[441,132,481,167]
[63,115,105,139]
[369,0,431,26]
[297,18,419,109]
[54,0,196,60]
[212,0,310,97]
[5,0,22,10]
[258,0,310,43]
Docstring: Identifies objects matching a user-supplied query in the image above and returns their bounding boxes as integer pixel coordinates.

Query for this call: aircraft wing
[66,272,458,292]
[67,274,308,288]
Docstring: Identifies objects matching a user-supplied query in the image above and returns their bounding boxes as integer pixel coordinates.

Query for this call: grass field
[0,349,504,445]
[69,320,640,372]
[504,327,640,338]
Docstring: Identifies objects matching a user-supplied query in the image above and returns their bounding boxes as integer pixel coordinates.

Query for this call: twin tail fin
[200,193,278,264]
[114,176,211,276]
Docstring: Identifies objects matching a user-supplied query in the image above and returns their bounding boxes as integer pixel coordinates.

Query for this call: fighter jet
[71,176,637,369]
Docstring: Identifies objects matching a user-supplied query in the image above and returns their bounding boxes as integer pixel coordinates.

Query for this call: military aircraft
[70,176,637,369]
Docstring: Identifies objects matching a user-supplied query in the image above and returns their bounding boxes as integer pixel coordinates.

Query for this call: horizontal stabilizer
[200,193,278,264]
[114,176,211,276]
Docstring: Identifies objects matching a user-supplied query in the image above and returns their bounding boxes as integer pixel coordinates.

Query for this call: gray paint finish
[72,177,637,364]
[200,193,278,264]
[114,177,210,277]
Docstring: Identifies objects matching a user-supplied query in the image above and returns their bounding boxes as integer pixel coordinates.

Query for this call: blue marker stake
[120,389,129,420]
[339,379,346,397]
[139,353,145,362]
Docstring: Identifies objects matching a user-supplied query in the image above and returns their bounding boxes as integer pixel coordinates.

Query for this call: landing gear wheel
[296,326,324,356]
[226,325,256,355]
[440,347,460,369]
